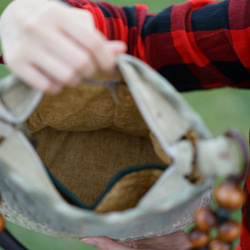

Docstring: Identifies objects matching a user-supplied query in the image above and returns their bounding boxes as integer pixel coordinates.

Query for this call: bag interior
[26,82,195,213]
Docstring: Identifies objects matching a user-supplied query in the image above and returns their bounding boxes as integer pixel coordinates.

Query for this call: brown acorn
[209,239,232,250]
[215,182,245,210]
[188,228,210,248]
[217,220,241,242]
[195,207,216,232]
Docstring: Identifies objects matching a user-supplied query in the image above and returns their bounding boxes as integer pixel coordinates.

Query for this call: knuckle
[82,65,96,79]
[5,48,24,69]
[98,54,115,73]
[88,38,102,52]
[5,53,18,67]
[41,2,60,15]
[23,6,58,33]
[77,55,91,71]
[45,3,64,18]
[46,3,59,13]
[61,69,76,85]
[84,11,95,24]
[76,9,94,23]
[128,241,137,248]
[101,58,115,72]
[39,82,52,92]
[50,85,61,94]
[32,77,53,92]
[23,18,40,33]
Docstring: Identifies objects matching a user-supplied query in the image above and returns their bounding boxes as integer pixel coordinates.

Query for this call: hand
[0,0,126,93]
[81,231,192,250]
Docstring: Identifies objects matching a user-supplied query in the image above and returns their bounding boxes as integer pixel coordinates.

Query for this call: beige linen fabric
[0,56,217,240]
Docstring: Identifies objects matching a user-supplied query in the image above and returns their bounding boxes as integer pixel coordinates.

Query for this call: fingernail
[81,238,96,246]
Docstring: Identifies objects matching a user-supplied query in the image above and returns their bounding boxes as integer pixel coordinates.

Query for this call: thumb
[108,41,127,55]
[82,236,132,250]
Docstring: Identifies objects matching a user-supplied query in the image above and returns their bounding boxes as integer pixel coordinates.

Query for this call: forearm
[64,0,250,91]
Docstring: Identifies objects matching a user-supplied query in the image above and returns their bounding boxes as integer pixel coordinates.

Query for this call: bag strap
[0,214,27,250]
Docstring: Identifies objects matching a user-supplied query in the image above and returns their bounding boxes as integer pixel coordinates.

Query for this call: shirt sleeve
[1,0,250,91]
[0,54,4,64]
[64,0,250,91]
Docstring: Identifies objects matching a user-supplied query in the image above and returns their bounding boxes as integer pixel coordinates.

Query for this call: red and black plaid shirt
[1,0,250,248]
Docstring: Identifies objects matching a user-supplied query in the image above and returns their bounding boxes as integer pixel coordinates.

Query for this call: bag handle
[0,214,27,250]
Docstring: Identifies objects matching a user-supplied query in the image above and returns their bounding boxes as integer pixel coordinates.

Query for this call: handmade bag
[0,55,243,242]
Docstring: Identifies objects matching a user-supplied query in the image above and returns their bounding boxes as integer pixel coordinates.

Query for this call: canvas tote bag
[0,54,243,241]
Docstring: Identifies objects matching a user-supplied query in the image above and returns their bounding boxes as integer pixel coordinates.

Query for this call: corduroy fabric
[95,168,164,212]
[27,83,167,206]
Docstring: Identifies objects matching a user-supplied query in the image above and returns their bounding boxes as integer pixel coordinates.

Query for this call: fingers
[13,64,61,94]
[123,231,192,250]
[39,29,95,72]
[81,232,192,250]
[61,13,120,74]
[0,0,127,94]
[32,49,75,85]
[108,41,128,55]
[82,237,133,250]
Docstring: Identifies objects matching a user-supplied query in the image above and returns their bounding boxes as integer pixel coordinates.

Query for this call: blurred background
[0,0,249,249]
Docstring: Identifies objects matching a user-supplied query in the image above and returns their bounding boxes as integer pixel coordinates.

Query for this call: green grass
[0,0,250,249]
